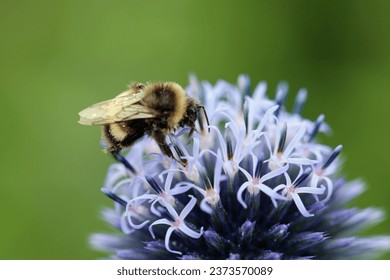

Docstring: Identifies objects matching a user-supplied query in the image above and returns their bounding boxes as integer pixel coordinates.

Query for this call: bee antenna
[198,105,210,132]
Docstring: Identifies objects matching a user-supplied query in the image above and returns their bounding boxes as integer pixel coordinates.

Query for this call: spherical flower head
[90,75,390,259]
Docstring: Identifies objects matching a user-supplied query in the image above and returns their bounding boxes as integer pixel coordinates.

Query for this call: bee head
[180,98,209,135]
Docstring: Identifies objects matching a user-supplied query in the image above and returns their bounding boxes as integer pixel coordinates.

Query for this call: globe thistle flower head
[90,75,390,259]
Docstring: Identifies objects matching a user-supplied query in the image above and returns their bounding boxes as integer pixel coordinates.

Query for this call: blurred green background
[1,0,389,259]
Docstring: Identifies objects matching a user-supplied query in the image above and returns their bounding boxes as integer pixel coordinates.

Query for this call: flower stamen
[322,145,342,170]
[277,123,288,154]
[274,82,288,117]
[226,133,234,160]
[307,114,324,143]
[292,88,307,115]
[145,176,163,194]
[112,153,137,174]
[101,187,127,208]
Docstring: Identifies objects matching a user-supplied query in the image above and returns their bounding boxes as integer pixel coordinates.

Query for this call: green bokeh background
[1,0,389,259]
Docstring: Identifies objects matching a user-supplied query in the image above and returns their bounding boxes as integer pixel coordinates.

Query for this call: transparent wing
[78,90,156,125]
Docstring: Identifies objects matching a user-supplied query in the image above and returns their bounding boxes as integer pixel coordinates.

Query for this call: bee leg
[185,125,196,146]
[106,144,122,154]
[188,125,195,138]
[153,131,187,167]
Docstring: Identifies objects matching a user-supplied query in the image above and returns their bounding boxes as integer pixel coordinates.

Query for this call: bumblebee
[79,82,208,164]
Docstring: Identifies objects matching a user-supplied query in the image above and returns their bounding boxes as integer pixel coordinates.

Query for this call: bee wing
[78,90,156,125]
